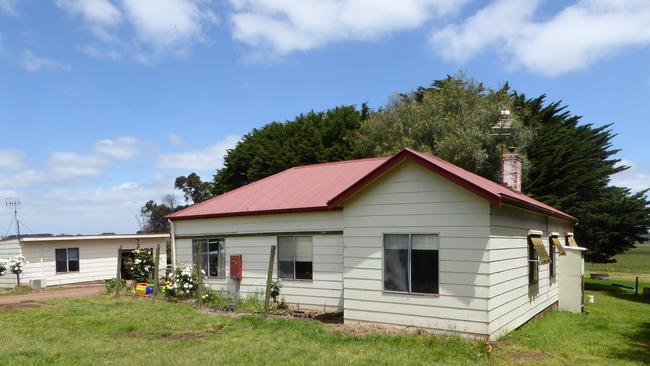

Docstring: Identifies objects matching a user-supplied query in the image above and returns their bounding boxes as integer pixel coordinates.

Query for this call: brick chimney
[500,147,522,192]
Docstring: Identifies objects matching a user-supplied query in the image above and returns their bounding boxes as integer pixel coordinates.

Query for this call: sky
[0,0,649,235]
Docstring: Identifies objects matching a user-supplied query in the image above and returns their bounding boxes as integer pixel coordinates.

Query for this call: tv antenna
[491,97,514,136]
[5,198,21,240]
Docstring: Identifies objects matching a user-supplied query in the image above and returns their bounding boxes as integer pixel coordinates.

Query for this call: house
[0,233,169,288]
[167,148,585,340]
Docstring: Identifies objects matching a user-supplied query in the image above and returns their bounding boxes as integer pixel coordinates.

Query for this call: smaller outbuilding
[0,233,169,288]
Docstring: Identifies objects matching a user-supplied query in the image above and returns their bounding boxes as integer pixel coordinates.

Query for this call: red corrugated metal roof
[167,156,389,220]
[168,148,577,223]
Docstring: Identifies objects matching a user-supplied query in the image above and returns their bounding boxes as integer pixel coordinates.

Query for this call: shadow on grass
[611,321,650,364]
[585,282,650,305]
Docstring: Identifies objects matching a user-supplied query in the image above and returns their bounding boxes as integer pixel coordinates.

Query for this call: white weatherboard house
[0,233,169,288]
[168,148,586,340]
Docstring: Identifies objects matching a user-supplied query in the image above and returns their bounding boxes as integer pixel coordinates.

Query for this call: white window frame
[55,247,80,274]
[381,233,440,295]
[192,238,226,278]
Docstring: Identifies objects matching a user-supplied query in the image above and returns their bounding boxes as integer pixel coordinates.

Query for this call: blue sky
[0,0,649,235]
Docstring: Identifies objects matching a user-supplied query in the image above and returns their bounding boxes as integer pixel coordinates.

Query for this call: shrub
[236,290,264,313]
[127,249,155,283]
[0,258,6,277]
[202,288,233,309]
[7,256,27,286]
[162,263,202,300]
[105,278,127,294]
[270,279,283,303]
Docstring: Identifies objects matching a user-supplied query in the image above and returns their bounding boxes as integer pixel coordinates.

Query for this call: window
[565,233,578,247]
[548,237,556,278]
[528,237,539,285]
[56,248,79,273]
[278,236,313,280]
[383,234,439,294]
[192,239,225,277]
[548,233,566,278]
[528,231,550,285]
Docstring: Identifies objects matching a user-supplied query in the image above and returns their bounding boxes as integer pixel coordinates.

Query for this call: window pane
[278,236,294,279]
[56,249,67,273]
[208,240,220,277]
[412,234,438,250]
[295,236,312,262]
[68,248,79,261]
[383,234,408,292]
[411,248,438,294]
[295,261,312,280]
[67,248,80,272]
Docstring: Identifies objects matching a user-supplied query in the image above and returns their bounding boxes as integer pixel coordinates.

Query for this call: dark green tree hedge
[514,95,650,261]
[212,105,369,194]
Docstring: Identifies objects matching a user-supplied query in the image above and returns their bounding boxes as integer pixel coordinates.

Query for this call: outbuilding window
[192,238,225,277]
[548,233,566,278]
[528,231,550,285]
[278,236,313,280]
[383,234,439,294]
[565,233,578,247]
[56,248,79,273]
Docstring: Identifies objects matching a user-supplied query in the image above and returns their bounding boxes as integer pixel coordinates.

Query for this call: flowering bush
[127,249,155,283]
[0,258,7,277]
[161,263,203,300]
[7,256,28,286]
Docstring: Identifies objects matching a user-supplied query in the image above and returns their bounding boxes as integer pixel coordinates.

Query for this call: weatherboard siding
[488,205,572,338]
[173,212,345,311]
[18,238,167,286]
[172,211,343,237]
[0,239,21,288]
[341,160,492,336]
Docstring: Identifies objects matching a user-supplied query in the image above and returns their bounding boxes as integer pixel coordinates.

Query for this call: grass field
[0,289,647,366]
[586,243,650,283]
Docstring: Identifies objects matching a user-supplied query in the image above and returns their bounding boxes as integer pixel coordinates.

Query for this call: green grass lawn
[0,290,647,366]
[586,243,650,281]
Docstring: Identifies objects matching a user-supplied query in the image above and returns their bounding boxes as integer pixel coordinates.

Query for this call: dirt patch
[0,301,41,310]
[162,325,224,341]
[125,325,224,341]
[324,322,412,337]
[512,351,548,362]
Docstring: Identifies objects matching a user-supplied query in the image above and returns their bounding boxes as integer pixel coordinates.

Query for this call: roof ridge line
[290,156,390,169]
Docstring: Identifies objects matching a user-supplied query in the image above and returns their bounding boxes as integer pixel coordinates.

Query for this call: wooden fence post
[153,244,160,300]
[196,242,203,310]
[264,245,276,314]
[115,245,122,298]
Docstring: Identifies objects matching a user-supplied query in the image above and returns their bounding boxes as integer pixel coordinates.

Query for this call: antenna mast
[5,198,21,240]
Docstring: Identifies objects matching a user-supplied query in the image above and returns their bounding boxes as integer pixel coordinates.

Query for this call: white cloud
[122,0,218,50]
[0,179,178,235]
[95,136,139,159]
[57,0,218,62]
[612,159,650,193]
[230,0,468,57]
[432,0,650,76]
[47,151,109,180]
[168,133,186,146]
[431,0,540,62]
[80,44,122,60]
[0,170,44,190]
[21,50,71,72]
[157,134,240,171]
[0,149,26,170]
[0,0,17,15]
[56,0,122,27]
